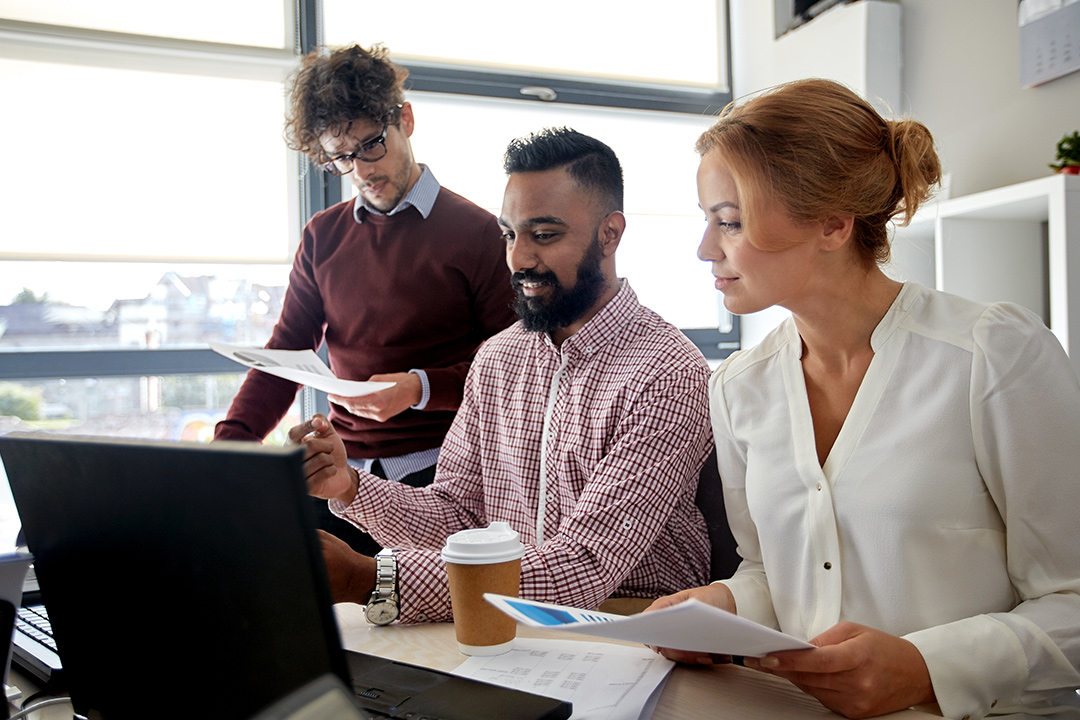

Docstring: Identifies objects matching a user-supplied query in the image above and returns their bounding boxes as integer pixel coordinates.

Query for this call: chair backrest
[694,448,742,582]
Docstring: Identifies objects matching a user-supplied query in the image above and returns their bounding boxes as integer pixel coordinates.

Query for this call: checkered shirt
[334,281,712,623]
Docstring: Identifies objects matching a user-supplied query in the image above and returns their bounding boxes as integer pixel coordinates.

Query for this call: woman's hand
[744,621,935,719]
[643,583,737,665]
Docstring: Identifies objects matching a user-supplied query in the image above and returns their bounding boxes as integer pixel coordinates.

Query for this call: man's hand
[318,530,376,605]
[329,372,421,422]
[743,622,935,719]
[287,414,358,505]
[643,583,737,665]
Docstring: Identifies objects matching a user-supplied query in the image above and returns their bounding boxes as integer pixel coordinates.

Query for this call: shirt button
[991,700,998,708]
[961,716,970,720]
[816,483,822,491]
[823,562,832,570]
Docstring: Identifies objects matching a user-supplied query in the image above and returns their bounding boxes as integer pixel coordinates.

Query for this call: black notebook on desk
[0,433,571,720]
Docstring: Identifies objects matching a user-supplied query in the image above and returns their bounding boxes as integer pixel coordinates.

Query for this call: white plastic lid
[441,522,525,565]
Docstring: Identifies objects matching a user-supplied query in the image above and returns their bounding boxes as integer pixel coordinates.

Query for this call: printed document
[453,638,672,720]
[209,341,395,396]
[485,594,813,657]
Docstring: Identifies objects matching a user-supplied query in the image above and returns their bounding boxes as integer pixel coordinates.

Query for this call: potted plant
[1049,131,1080,175]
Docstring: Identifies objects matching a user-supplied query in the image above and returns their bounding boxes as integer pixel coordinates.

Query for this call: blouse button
[823,562,832,570]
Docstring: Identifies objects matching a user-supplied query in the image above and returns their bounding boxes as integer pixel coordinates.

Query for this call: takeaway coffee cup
[441,522,525,656]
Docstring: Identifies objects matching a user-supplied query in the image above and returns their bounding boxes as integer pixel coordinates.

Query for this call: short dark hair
[503,127,624,212]
[284,44,408,163]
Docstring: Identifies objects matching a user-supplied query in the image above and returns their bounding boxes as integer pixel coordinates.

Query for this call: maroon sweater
[214,187,516,458]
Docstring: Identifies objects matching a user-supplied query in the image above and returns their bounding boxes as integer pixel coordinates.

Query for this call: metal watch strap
[365,549,399,625]
[372,549,397,602]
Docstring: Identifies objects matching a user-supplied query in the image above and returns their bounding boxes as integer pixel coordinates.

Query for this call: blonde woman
[649,79,1080,720]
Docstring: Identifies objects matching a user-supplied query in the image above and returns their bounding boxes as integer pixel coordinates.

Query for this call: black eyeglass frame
[321,121,390,176]
[320,105,404,176]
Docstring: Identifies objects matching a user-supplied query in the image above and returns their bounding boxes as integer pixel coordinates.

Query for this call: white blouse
[711,282,1080,720]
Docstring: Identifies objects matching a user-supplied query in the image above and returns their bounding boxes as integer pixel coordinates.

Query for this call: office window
[0,9,298,443]
[323,1,730,116]
[400,93,724,331]
[323,0,726,90]
[0,60,293,267]
[0,0,289,48]
[0,1,734,451]
[323,0,736,354]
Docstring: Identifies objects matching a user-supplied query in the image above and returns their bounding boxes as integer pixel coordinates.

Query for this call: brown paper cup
[445,557,522,655]
[441,522,526,656]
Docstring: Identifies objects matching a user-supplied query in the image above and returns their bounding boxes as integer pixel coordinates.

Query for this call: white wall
[732,0,901,111]
[726,0,1080,346]
[899,0,1080,198]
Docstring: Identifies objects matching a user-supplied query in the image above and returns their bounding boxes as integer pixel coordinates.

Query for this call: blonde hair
[696,78,941,265]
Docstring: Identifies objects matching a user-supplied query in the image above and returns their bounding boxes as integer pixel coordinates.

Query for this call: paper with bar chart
[484,594,813,658]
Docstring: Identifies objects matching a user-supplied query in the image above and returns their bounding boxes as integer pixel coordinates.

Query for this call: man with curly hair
[216,45,516,554]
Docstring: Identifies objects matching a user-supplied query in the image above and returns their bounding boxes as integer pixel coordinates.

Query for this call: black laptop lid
[0,433,351,720]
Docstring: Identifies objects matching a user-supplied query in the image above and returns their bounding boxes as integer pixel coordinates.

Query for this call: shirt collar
[538,279,638,360]
[782,281,916,356]
[352,164,440,224]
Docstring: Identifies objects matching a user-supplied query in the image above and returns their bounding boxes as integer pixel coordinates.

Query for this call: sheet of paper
[485,594,813,658]
[208,342,395,397]
[452,638,673,720]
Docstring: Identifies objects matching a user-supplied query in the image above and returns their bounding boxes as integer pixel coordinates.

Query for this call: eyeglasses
[322,122,389,175]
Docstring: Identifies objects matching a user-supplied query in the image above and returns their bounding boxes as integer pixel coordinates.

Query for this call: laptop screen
[0,433,350,720]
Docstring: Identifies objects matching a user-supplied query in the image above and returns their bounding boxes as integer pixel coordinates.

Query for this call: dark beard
[512,235,608,334]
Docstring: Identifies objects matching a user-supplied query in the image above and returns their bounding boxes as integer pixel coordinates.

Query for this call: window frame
[400,58,733,116]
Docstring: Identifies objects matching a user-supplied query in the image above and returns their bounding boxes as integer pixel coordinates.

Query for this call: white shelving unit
[889,173,1080,378]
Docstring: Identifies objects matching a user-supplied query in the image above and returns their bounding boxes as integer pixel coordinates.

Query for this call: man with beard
[215,44,515,555]
[290,128,712,625]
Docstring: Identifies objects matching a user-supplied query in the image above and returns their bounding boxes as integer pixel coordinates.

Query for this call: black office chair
[694,449,742,582]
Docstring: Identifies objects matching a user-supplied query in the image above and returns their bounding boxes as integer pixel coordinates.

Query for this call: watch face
[366,600,399,625]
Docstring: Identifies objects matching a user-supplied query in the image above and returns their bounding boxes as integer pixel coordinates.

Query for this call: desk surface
[333,602,940,720]
[7,602,941,719]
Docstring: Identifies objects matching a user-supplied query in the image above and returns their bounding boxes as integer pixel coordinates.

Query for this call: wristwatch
[365,549,399,626]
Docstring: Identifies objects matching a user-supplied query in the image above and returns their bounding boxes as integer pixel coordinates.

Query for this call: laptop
[0,433,571,720]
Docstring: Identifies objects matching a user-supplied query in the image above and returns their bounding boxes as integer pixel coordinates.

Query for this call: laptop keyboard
[16,604,56,653]
[12,602,64,684]
[11,609,439,718]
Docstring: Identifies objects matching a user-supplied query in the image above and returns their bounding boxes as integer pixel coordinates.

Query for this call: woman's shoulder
[900,283,1068,379]
[898,283,1046,350]
[710,317,795,390]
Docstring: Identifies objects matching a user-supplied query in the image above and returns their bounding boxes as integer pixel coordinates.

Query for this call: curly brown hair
[696,78,941,266]
[284,44,409,163]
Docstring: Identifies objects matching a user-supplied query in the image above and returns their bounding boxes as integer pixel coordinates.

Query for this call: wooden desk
[4,604,941,719]
[333,602,940,720]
